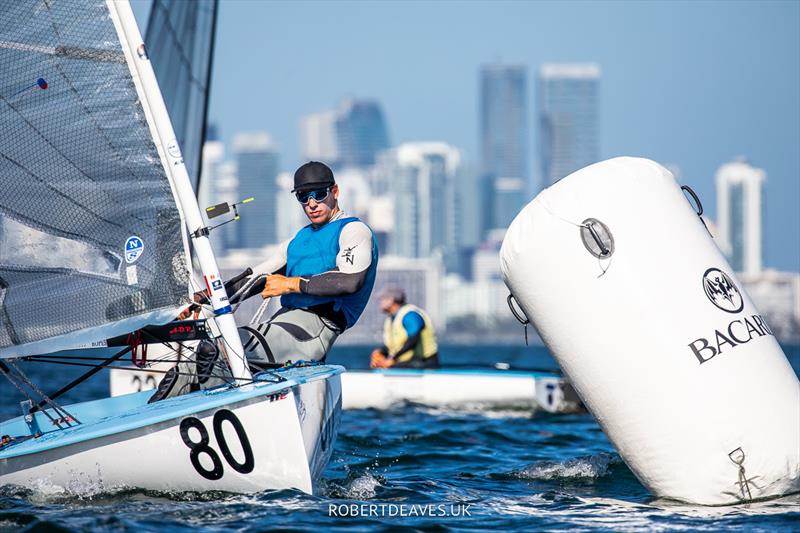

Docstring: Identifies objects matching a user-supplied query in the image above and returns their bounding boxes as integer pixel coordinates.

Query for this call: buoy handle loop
[507,294,529,325]
[586,221,611,257]
[681,185,704,216]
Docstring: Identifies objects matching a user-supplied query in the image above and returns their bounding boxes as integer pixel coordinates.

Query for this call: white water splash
[515,454,616,480]
[341,473,382,499]
[23,464,126,503]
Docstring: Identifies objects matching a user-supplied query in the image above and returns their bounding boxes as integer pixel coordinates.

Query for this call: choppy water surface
[1,345,798,532]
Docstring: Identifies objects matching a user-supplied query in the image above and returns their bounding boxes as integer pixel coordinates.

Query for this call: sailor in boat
[370,288,440,369]
[152,161,378,400]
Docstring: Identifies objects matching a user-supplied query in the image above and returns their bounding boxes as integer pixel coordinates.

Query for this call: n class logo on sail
[702,267,743,313]
[125,236,144,264]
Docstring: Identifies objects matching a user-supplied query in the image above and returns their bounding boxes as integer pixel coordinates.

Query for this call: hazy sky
[132,1,799,271]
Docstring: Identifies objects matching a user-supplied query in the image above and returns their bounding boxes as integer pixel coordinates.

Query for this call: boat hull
[111,365,581,413]
[0,365,342,495]
[340,369,581,412]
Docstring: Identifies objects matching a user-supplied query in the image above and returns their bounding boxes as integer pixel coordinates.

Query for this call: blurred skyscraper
[300,98,390,170]
[234,133,279,249]
[299,110,338,163]
[492,177,526,230]
[716,159,765,275]
[214,160,240,253]
[197,124,222,211]
[335,98,390,168]
[376,142,460,263]
[479,63,529,232]
[538,63,600,188]
[198,126,228,253]
[275,171,306,243]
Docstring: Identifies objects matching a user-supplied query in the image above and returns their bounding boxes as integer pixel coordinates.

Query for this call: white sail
[0,0,192,358]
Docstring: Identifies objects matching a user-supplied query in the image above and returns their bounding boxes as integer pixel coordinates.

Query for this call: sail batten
[0,0,192,358]
[0,40,126,63]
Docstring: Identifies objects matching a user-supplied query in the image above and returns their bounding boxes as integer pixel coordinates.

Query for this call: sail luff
[107,0,251,383]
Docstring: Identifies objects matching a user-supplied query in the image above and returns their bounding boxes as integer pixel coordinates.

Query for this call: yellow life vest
[383,304,438,363]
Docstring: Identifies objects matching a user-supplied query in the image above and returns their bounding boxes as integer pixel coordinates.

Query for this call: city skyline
[131,1,800,272]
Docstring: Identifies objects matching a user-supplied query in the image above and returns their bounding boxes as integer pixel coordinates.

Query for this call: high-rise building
[233,133,279,249]
[334,167,372,221]
[299,98,390,170]
[376,142,460,260]
[480,64,529,181]
[335,98,390,168]
[197,129,228,254]
[538,63,600,188]
[299,110,338,163]
[493,177,526,229]
[716,159,765,275]
[197,126,223,212]
[214,160,240,253]
[480,63,529,233]
[275,171,305,244]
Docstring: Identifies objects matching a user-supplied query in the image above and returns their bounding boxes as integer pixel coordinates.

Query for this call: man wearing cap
[230,161,379,370]
[370,287,440,369]
[152,162,378,400]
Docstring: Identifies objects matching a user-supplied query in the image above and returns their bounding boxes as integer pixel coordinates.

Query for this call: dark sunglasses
[295,187,331,204]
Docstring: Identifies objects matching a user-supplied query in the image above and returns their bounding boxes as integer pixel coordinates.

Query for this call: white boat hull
[341,369,582,412]
[1,365,342,495]
[111,365,581,413]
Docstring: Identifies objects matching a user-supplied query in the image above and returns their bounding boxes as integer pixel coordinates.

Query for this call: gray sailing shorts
[238,307,339,368]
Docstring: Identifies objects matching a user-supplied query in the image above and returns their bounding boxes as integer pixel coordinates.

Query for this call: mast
[107,1,251,383]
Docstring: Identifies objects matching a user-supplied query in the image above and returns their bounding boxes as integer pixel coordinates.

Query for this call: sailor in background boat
[370,288,440,369]
[152,161,378,400]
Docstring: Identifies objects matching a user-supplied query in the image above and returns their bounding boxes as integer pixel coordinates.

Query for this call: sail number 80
[179,409,255,480]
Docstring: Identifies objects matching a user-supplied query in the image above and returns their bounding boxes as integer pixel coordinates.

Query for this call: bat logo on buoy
[702,268,743,314]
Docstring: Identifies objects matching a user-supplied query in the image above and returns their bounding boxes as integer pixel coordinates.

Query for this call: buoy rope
[728,447,755,501]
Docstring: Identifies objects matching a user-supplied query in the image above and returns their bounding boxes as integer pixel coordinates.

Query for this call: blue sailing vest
[281,217,378,329]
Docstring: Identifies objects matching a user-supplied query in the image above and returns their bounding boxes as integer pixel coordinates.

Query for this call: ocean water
[0,345,798,532]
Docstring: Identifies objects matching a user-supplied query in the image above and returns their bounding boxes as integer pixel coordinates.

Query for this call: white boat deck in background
[110,365,583,414]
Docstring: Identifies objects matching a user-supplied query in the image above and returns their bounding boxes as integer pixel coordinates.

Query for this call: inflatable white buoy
[501,157,799,505]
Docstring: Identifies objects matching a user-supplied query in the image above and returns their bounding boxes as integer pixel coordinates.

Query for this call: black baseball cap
[293,161,335,192]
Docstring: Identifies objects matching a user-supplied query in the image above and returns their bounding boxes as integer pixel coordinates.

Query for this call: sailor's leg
[239,308,338,370]
[148,348,199,403]
[196,339,233,389]
[148,340,235,401]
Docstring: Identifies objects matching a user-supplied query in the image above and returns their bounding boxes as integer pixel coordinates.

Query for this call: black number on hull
[213,409,255,474]
[180,410,255,479]
[180,417,224,480]
[132,375,157,392]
